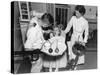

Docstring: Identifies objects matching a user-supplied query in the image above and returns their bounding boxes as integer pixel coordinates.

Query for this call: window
[18,1,30,22]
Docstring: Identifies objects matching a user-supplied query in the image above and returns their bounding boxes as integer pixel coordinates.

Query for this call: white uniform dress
[24,17,44,50]
[65,16,89,64]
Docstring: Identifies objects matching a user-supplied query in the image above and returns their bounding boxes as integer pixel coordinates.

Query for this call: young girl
[42,26,67,72]
[64,5,89,67]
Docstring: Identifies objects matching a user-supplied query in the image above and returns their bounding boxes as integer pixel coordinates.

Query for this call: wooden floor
[77,51,97,70]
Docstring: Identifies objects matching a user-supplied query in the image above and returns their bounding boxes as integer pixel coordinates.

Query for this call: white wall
[30,2,47,13]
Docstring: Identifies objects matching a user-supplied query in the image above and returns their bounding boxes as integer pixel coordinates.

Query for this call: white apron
[65,16,89,64]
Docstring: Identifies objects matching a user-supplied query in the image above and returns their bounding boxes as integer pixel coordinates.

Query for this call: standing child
[42,26,67,72]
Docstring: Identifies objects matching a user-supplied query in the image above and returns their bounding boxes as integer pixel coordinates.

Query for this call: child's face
[54,28,60,36]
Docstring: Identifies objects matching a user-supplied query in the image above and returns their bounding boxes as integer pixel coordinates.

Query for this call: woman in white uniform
[24,11,46,73]
[64,5,89,66]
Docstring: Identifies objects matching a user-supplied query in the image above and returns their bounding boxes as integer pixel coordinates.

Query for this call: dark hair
[75,5,86,16]
[41,13,54,25]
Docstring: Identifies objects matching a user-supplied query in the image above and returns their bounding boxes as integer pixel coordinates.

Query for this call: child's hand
[50,33,54,38]
[81,42,85,46]
[62,30,66,34]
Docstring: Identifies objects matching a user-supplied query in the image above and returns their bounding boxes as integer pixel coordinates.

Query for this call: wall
[30,2,47,13]
[14,1,23,51]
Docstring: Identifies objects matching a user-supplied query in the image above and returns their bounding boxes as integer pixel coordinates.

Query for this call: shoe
[49,68,52,72]
[55,69,58,72]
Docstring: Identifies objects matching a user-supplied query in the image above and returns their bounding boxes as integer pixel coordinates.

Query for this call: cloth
[24,17,44,50]
[65,16,89,43]
[65,16,89,64]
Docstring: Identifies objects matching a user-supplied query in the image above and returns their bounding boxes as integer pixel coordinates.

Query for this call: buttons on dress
[49,48,53,53]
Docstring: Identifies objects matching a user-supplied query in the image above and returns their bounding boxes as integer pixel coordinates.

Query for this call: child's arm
[50,32,54,38]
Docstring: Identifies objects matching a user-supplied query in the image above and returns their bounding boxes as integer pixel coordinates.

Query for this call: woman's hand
[80,42,86,46]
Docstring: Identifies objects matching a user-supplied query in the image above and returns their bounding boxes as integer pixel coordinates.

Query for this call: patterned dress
[42,31,68,68]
